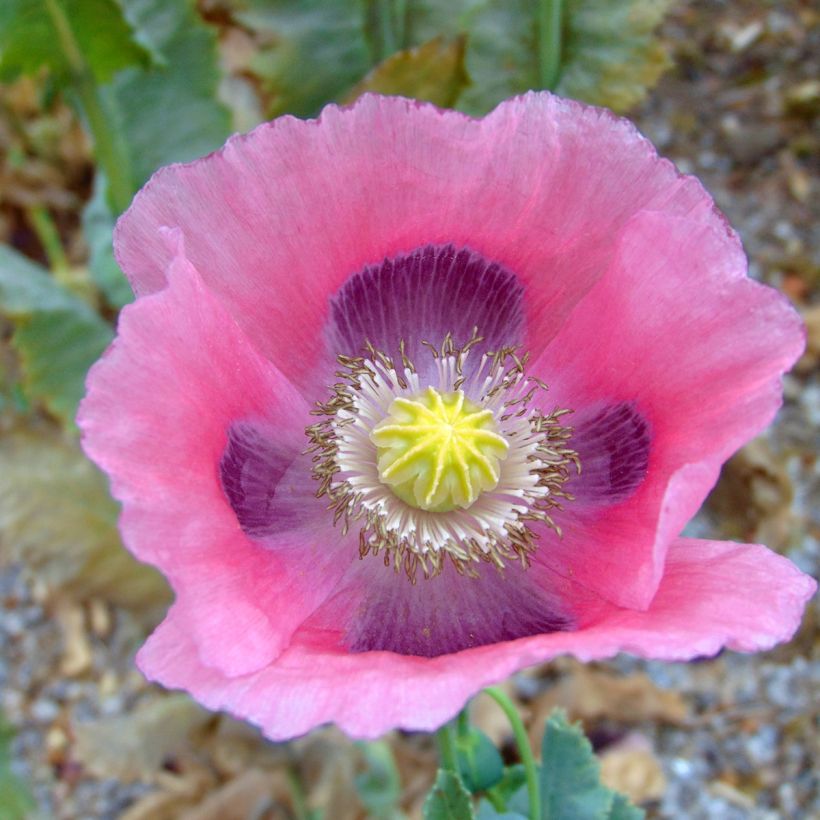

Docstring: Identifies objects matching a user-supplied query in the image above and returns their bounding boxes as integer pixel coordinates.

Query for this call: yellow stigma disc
[370,387,509,512]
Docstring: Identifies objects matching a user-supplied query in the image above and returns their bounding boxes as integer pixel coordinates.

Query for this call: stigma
[372,387,509,512]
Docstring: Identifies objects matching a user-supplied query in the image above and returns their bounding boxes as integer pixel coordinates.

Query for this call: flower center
[306,331,579,581]
[371,387,509,513]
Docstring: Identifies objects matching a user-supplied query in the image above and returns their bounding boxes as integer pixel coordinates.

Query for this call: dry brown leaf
[599,734,666,805]
[0,425,171,618]
[298,729,360,820]
[179,769,287,820]
[706,438,794,550]
[119,789,199,820]
[796,304,820,374]
[55,599,93,677]
[530,663,688,739]
[73,694,213,782]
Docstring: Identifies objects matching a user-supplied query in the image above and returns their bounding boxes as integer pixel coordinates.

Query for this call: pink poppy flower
[79,93,815,740]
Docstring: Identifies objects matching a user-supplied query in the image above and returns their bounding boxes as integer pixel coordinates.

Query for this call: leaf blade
[0,0,152,84]
[424,769,476,820]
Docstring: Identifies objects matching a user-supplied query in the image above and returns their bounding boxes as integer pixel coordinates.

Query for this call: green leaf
[476,803,527,820]
[346,35,468,108]
[556,0,673,112]
[103,0,232,186]
[0,712,34,820]
[607,793,645,820]
[0,425,171,615]
[0,0,152,84]
[490,765,528,806]
[424,769,476,820]
[455,727,504,794]
[452,0,672,115]
[0,244,113,425]
[83,176,133,307]
[238,0,371,117]
[540,709,614,820]
[355,740,403,819]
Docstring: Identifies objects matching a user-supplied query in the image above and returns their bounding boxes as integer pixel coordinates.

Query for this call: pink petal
[79,241,347,676]
[114,93,715,395]
[530,211,804,609]
[137,538,815,740]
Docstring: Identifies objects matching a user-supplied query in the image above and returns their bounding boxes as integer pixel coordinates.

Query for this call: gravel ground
[2,1,818,818]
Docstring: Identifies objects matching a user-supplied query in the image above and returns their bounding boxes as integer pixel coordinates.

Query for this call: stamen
[305,331,579,581]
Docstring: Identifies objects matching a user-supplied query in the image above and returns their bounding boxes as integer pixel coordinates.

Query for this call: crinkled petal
[531,211,804,608]
[137,538,815,739]
[79,238,349,676]
[115,93,717,394]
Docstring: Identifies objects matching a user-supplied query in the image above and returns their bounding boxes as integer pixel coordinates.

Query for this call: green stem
[485,687,540,820]
[435,719,460,774]
[485,786,507,813]
[26,206,70,279]
[537,0,564,91]
[44,0,134,213]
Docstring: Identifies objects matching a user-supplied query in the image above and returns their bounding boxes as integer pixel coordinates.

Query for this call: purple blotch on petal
[569,402,651,506]
[346,561,572,657]
[219,422,295,538]
[327,244,525,367]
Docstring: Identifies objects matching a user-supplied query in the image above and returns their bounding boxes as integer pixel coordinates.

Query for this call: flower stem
[435,718,460,774]
[537,0,564,91]
[44,0,135,214]
[485,686,540,820]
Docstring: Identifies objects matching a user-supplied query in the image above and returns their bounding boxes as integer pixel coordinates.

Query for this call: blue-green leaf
[424,769,476,820]
[540,710,614,820]
[0,0,152,84]
[455,727,505,794]
[83,177,133,307]
[476,803,527,820]
[418,0,673,115]
[607,793,645,820]
[104,0,231,186]
[0,244,112,425]
[238,0,371,117]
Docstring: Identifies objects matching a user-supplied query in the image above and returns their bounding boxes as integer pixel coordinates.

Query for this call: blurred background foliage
[0,1,817,818]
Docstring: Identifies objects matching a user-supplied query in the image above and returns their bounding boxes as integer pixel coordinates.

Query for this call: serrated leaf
[0,712,34,820]
[607,793,645,820]
[0,244,113,424]
[0,425,171,615]
[355,740,402,818]
[83,176,133,307]
[0,0,152,84]
[540,710,614,820]
[103,0,231,187]
[455,727,504,794]
[238,0,371,117]
[424,769,475,820]
[346,36,468,108]
[556,0,673,112]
